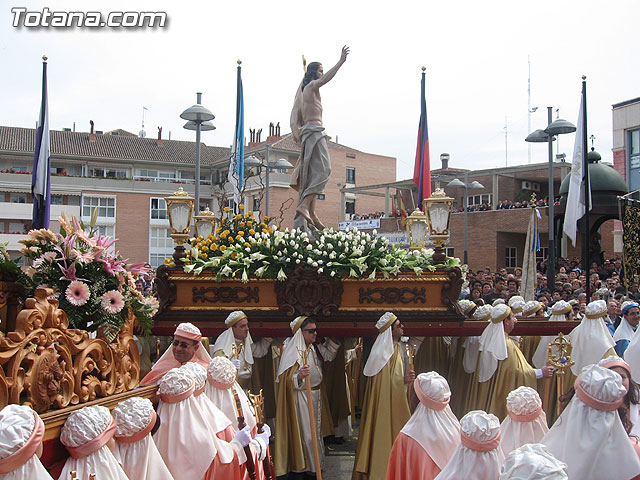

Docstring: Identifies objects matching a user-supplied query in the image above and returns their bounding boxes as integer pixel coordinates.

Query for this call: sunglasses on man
[173,339,196,349]
[303,328,317,334]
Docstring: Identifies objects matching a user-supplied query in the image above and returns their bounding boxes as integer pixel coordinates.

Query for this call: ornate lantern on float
[165,187,195,262]
[423,188,453,263]
[406,208,429,250]
[193,206,218,240]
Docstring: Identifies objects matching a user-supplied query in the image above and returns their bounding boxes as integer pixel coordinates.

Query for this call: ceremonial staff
[548,333,573,417]
[232,385,256,480]
[249,389,276,480]
[405,343,417,405]
[299,346,322,480]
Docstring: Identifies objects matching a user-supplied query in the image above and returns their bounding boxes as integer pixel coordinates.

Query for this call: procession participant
[542,363,640,480]
[468,304,554,420]
[211,310,272,393]
[565,299,616,395]
[597,356,640,440]
[275,316,331,479]
[614,301,640,356]
[499,444,568,480]
[433,410,504,480]
[181,361,266,480]
[154,368,268,480]
[499,386,548,457]
[0,404,52,480]
[179,362,234,440]
[447,300,479,415]
[206,356,257,436]
[454,304,492,415]
[386,372,460,480]
[353,312,413,480]
[112,397,174,480]
[141,322,211,385]
[59,405,129,480]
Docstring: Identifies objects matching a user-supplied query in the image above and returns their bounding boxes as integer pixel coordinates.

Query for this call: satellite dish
[139,129,146,138]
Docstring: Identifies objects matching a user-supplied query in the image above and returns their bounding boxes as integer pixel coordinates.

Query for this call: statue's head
[302,62,323,91]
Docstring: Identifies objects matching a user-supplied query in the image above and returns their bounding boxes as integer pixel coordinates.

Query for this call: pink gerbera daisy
[101,290,125,314]
[65,281,90,306]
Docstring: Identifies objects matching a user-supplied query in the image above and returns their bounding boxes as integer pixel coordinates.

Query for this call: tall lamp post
[526,106,576,292]
[180,93,215,211]
[447,172,484,265]
[244,153,293,217]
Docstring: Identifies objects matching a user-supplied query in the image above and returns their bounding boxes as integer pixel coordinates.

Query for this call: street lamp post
[526,106,576,292]
[180,93,215,211]
[447,172,484,266]
[244,152,293,217]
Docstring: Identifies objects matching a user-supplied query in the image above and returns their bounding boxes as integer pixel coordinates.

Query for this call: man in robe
[614,301,640,356]
[290,46,349,230]
[468,304,554,420]
[386,372,460,480]
[275,316,337,479]
[211,310,272,393]
[140,322,211,385]
[352,312,413,480]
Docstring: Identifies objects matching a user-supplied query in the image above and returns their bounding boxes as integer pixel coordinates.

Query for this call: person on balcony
[140,322,211,385]
[0,404,52,480]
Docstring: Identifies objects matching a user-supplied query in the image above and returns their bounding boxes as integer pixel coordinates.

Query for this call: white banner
[338,218,381,230]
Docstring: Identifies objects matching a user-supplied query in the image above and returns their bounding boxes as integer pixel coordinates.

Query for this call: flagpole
[418,67,426,205]
[32,55,51,230]
[581,76,590,302]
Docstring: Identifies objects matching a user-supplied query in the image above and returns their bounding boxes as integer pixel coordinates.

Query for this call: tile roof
[0,126,231,167]
[246,132,376,156]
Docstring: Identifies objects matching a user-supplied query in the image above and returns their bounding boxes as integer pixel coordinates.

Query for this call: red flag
[412,69,431,207]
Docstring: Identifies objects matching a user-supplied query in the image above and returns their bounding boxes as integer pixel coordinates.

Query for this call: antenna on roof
[139,106,148,138]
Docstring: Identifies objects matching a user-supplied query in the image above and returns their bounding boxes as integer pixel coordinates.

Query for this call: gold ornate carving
[0,287,140,413]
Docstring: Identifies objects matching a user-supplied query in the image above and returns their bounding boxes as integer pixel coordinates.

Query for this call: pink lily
[126,262,150,275]
[58,261,87,282]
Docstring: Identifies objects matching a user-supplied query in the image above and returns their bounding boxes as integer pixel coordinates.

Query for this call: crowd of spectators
[350,211,386,220]
[453,198,552,213]
[134,264,156,297]
[461,255,639,320]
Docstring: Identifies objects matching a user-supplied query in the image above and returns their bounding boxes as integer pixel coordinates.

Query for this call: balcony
[0,202,80,221]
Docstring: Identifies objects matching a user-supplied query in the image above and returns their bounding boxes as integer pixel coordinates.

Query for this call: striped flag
[228,62,245,207]
[31,57,51,229]
[413,69,431,207]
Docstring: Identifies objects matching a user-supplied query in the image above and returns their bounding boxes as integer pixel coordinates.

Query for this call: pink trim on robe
[386,433,441,480]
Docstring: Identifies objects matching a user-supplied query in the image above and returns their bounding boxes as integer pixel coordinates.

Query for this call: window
[82,196,115,220]
[12,166,28,173]
[91,167,127,178]
[10,193,26,203]
[468,194,492,207]
[51,195,64,205]
[445,247,455,257]
[536,247,548,262]
[149,227,173,268]
[253,196,260,212]
[346,200,355,215]
[630,129,640,192]
[9,222,25,234]
[150,198,168,220]
[506,247,517,268]
[316,194,325,200]
[346,167,356,184]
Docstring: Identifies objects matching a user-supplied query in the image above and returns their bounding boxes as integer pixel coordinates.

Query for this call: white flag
[563,93,591,246]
